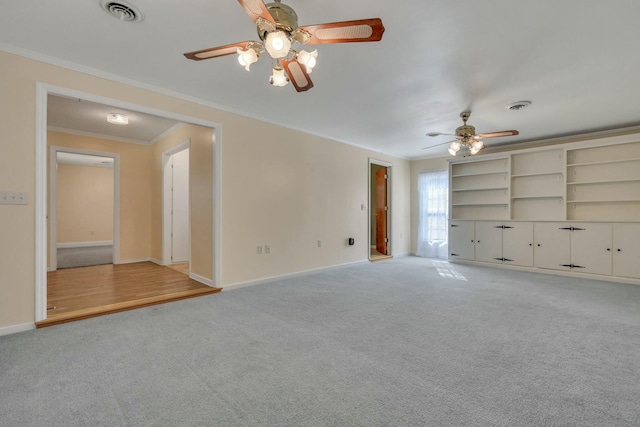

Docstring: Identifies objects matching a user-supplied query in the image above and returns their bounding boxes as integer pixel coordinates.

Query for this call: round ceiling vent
[100,0,144,22]
[506,100,532,111]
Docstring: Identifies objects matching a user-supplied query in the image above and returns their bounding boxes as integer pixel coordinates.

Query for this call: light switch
[0,191,28,205]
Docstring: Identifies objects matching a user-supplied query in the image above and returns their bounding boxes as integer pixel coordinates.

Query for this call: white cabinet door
[570,223,612,275]
[503,222,534,267]
[613,223,640,279]
[474,221,503,263]
[449,221,475,260]
[534,222,571,271]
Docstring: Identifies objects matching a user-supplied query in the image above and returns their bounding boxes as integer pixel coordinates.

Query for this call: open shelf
[451,171,508,178]
[567,157,640,167]
[512,196,563,200]
[568,199,640,204]
[568,178,640,185]
[451,187,508,192]
[452,203,508,207]
[511,172,563,178]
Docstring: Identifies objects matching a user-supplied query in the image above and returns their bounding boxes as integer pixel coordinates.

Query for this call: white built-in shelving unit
[447,133,640,285]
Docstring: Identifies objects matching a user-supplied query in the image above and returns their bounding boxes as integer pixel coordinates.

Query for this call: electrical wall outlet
[0,191,28,205]
[257,245,263,254]
[265,245,270,254]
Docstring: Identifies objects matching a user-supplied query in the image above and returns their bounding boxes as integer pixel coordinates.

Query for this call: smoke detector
[506,100,532,111]
[100,0,144,22]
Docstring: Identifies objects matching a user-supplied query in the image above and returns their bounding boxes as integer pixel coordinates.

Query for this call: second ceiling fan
[184,0,385,92]
[423,111,519,156]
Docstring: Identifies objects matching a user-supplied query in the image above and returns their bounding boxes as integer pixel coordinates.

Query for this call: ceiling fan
[423,111,519,156]
[183,0,385,92]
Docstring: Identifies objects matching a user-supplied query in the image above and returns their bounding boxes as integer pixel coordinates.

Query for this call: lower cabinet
[613,223,640,279]
[474,221,534,266]
[449,220,640,282]
[449,221,475,260]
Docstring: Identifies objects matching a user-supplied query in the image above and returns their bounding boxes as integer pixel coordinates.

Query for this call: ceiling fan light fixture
[448,141,461,156]
[269,65,289,87]
[296,49,318,73]
[265,31,292,58]
[237,47,259,71]
[107,113,128,125]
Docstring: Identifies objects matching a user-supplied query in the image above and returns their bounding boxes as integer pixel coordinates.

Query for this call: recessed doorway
[369,159,393,261]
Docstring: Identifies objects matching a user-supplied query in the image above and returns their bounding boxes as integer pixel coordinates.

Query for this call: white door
[571,223,612,275]
[474,221,503,263]
[534,222,571,271]
[171,148,190,263]
[613,223,640,279]
[449,221,475,261]
[503,222,534,267]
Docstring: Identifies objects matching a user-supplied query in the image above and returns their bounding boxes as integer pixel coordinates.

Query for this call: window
[417,170,449,258]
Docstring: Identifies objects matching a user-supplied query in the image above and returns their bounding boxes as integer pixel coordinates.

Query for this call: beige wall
[0,50,410,330]
[48,131,152,261]
[150,124,214,280]
[409,156,450,254]
[56,164,113,243]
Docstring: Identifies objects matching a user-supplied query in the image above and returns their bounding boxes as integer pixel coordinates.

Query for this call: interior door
[171,148,190,263]
[375,167,388,255]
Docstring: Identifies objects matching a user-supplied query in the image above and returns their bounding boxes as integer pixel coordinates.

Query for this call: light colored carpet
[57,245,113,269]
[2,257,640,426]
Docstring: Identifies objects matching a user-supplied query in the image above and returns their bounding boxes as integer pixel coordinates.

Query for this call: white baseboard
[0,322,35,337]
[189,272,214,287]
[115,257,151,265]
[223,259,370,291]
[150,258,163,266]
[57,240,113,249]
[393,252,410,258]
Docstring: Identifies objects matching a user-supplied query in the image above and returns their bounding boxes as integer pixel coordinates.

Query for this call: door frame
[162,140,190,267]
[35,83,223,322]
[368,158,392,259]
[49,146,120,271]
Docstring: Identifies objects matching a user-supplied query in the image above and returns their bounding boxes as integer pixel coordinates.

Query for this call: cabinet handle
[607,248,611,251]
[529,243,533,246]
[617,249,622,252]
[537,244,541,247]
[471,240,474,243]
[477,240,480,243]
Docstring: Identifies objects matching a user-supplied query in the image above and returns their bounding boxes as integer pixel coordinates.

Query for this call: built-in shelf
[511,172,563,178]
[451,171,508,178]
[567,157,640,167]
[452,203,508,207]
[451,187,508,192]
[568,178,640,185]
[568,199,640,204]
[512,196,563,200]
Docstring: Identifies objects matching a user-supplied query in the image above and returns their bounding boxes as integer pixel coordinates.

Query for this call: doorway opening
[49,148,119,271]
[369,159,392,261]
[163,141,190,272]
[35,84,222,324]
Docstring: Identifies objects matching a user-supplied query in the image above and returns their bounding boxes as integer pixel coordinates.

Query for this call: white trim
[35,84,222,322]
[0,323,36,337]
[150,258,163,265]
[189,272,214,287]
[223,259,370,291]
[115,257,152,265]
[57,240,113,249]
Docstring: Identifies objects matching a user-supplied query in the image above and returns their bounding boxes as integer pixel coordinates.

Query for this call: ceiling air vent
[100,0,144,22]
[506,101,532,111]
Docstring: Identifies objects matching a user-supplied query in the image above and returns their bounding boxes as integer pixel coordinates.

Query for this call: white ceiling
[3,1,640,158]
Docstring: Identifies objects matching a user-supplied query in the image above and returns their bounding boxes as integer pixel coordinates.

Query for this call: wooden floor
[38,262,221,328]
[370,247,393,262]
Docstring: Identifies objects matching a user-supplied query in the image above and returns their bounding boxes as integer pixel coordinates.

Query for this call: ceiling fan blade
[477,130,519,139]
[298,18,385,45]
[427,132,458,138]
[421,140,457,150]
[280,59,314,92]
[237,0,275,24]
[184,41,254,61]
